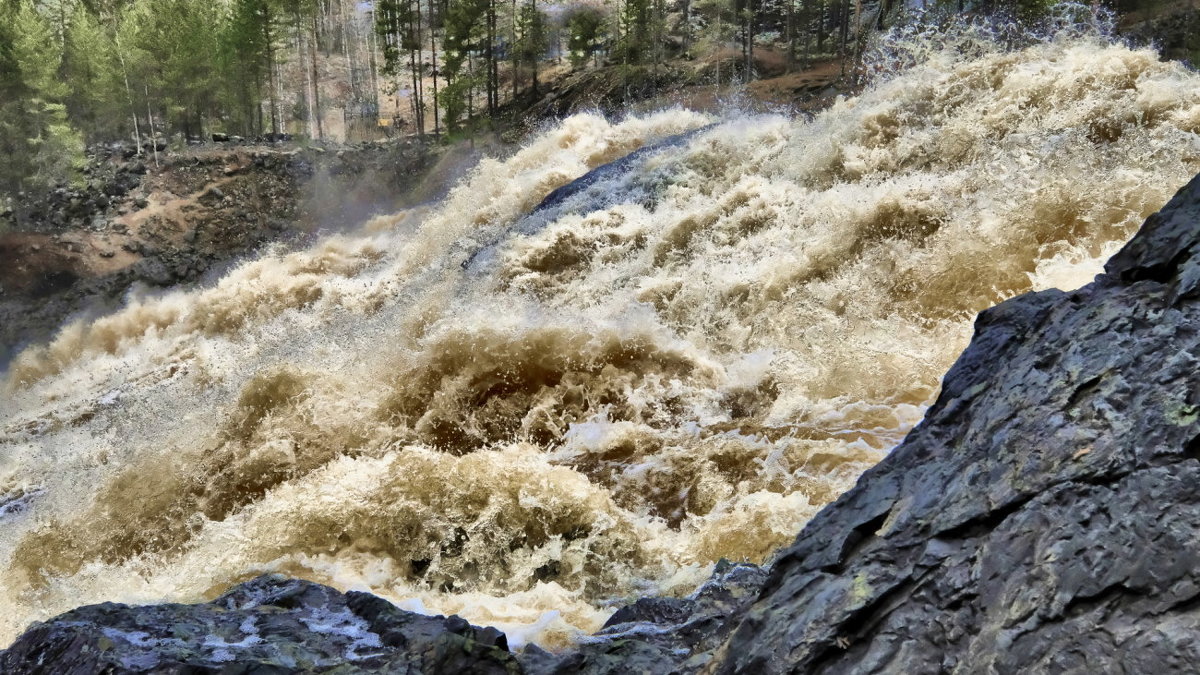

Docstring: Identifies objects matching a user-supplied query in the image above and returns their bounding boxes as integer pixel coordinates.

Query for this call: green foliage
[439,68,480,130]
[126,0,223,133]
[0,1,85,193]
[220,0,278,134]
[377,0,419,77]
[566,7,605,68]
[614,0,666,67]
[440,0,490,130]
[513,1,548,66]
[62,4,125,140]
[513,0,548,94]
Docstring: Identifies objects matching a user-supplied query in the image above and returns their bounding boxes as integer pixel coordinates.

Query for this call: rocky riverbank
[0,138,467,366]
[5,167,1200,672]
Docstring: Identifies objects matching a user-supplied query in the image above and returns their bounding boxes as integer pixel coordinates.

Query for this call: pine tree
[221,0,279,136]
[123,0,223,141]
[441,0,489,130]
[2,1,85,192]
[377,0,428,134]
[617,0,653,66]
[62,2,124,141]
[565,6,604,69]
[512,0,547,97]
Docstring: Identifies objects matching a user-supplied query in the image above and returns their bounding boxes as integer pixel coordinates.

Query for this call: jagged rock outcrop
[714,172,1200,673]
[8,174,1200,673]
[523,561,767,674]
[0,575,519,674]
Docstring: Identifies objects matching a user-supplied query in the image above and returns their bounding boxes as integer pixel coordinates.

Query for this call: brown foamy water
[3,27,1200,649]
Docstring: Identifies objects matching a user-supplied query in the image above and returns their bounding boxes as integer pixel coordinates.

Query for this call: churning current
[3,25,1200,649]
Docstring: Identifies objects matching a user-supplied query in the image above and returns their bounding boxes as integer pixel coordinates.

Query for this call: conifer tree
[512,0,547,97]
[2,1,84,192]
[63,2,124,140]
[565,6,605,68]
[441,0,489,130]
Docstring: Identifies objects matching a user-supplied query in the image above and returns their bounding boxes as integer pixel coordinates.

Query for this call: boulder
[0,575,520,674]
[713,172,1200,673]
[524,561,767,674]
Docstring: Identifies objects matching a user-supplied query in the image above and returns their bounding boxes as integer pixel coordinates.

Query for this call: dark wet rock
[530,126,713,217]
[602,596,693,628]
[708,173,1200,672]
[0,575,520,674]
[523,561,767,674]
[464,126,713,273]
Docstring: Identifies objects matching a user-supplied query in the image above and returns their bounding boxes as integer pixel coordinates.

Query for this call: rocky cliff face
[714,170,1200,673]
[6,174,1200,673]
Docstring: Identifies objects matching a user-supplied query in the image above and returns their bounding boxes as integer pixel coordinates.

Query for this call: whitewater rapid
[3,30,1200,648]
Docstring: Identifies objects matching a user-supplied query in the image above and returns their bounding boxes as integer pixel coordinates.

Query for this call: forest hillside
[4,0,1190,203]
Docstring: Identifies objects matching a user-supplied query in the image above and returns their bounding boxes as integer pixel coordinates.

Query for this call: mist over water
[3,26,1200,649]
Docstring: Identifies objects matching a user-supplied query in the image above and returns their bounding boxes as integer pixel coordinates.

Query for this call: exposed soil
[0,139,457,365]
[511,49,853,124]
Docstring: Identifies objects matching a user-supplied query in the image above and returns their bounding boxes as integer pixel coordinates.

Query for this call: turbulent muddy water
[4,26,1200,649]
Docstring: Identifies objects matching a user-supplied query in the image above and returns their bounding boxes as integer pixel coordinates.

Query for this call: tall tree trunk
[619,0,628,104]
[713,0,720,87]
[838,0,849,77]
[311,12,325,140]
[512,0,519,100]
[468,49,475,121]
[653,0,661,88]
[264,5,281,136]
[785,0,794,72]
[530,0,539,98]
[255,72,264,136]
[739,0,748,81]
[429,0,440,135]
[406,0,424,135]
[415,0,424,134]
[145,86,159,169]
[368,8,382,116]
[851,0,863,80]
[817,0,826,53]
[408,30,420,131]
[111,29,142,155]
[297,12,314,137]
[487,0,498,116]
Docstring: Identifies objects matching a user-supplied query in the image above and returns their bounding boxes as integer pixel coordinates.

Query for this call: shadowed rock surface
[522,561,767,674]
[0,575,519,674]
[714,172,1200,673]
[8,173,1200,673]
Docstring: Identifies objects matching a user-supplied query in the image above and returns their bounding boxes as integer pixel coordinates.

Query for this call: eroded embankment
[0,139,447,365]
